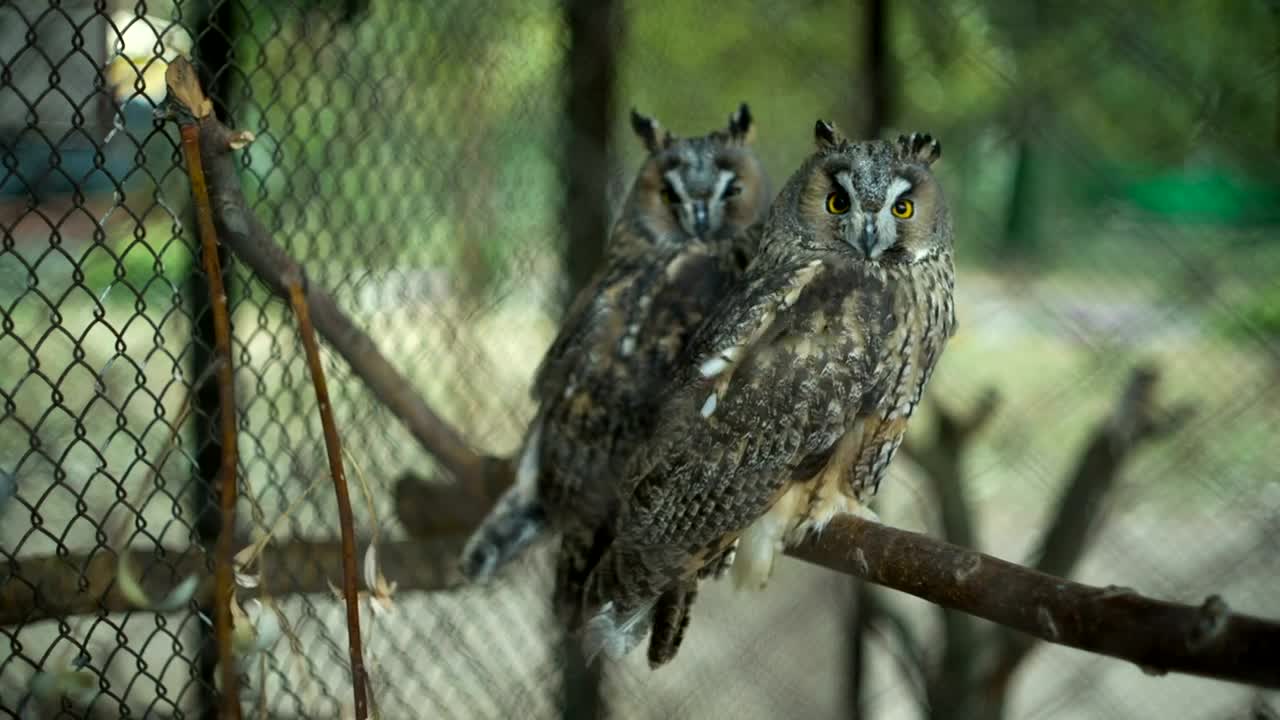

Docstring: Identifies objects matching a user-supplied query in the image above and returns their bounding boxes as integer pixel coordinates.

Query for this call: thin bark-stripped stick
[178,115,241,720]
[286,279,368,719]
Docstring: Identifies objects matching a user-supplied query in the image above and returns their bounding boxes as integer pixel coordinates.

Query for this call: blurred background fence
[1,0,1279,718]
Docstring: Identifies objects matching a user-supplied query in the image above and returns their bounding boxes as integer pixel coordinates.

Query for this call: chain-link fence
[2,1,1278,718]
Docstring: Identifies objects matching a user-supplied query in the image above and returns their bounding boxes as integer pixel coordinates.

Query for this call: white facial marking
[712,169,735,200]
[663,170,689,202]
[885,177,912,205]
[836,171,857,204]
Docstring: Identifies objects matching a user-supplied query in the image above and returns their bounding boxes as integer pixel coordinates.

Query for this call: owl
[578,122,956,665]
[459,104,770,637]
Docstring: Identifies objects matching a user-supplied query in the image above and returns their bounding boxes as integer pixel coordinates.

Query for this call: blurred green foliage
[86,0,1278,321]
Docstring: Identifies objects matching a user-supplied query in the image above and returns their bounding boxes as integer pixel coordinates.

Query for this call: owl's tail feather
[554,524,614,630]
[459,419,547,581]
[581,597,657,664]
[646,583,697,668]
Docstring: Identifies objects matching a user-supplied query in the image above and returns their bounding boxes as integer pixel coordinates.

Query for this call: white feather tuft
[699,356,729,378]
[732,513,782,591]
[582,599,657,663]
[700,393,718,418]
[699,345,741,378]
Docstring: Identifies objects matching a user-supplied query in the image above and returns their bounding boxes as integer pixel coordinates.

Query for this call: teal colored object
[1,101,162,200]
[1125,168,1280,225]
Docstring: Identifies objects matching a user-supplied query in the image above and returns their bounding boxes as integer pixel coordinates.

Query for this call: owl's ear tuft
[897,132,941,167]
[814,120,845,150]
[727,102,755,144]
[631,109,672,154]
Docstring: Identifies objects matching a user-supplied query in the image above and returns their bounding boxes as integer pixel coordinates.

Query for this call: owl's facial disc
[663,167,739,240]
[869,176,914,259]
[832,171,914,261]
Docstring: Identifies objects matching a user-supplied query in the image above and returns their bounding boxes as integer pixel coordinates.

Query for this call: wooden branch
[561,0,620,303]
[171,68,241,717]
[286,280,367,718]
[388,475,1280,689]
[160,56,489,492]
[788,515,1280,689]
[990,365,1195,692]
[0,538,465,626]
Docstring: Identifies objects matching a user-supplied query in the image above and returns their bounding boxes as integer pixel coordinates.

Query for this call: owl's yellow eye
[891,198,914,219]
[661,186,680,204]
[826,191,851,215]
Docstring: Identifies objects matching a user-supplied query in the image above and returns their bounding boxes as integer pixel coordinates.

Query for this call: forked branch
[161,57,491,493]
[165,57,368,718]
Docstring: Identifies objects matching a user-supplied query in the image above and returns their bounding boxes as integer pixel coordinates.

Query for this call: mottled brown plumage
[581,123,956,664]
[459,105,770,654]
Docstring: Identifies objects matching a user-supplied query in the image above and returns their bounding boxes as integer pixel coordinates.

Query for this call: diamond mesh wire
[2,0,1278,718]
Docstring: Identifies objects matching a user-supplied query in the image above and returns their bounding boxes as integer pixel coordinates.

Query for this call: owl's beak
[692,201,710,236]
[857,219,877,259]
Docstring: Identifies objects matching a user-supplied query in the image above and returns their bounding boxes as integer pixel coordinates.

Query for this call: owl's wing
[530,260,628,403]
[585,260,866,613]
[545,246,742,620]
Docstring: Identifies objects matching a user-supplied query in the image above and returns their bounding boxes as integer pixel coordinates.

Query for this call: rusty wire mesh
[2,1,1279,718]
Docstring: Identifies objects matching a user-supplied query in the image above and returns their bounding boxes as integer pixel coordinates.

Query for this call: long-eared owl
[460,104,771,662]
[580,121,956,665]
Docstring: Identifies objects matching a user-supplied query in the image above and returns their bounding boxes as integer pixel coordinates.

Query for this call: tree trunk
[853,0,890,139]
[560,0,621,306]
[558,1,620,715]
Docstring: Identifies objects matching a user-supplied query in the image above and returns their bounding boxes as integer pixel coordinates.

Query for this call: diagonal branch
[285,279,368,719]
[160,57,492,495]
[7,508,1279,690]
[1031,365,1193,580]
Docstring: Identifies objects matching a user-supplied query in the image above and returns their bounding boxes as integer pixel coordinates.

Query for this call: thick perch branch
[389,474,1280,689]
[989,365,1195,692]
[788,516,1280,688]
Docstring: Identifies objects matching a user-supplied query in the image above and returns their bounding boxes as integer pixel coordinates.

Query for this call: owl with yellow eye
[579,121,957,665]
